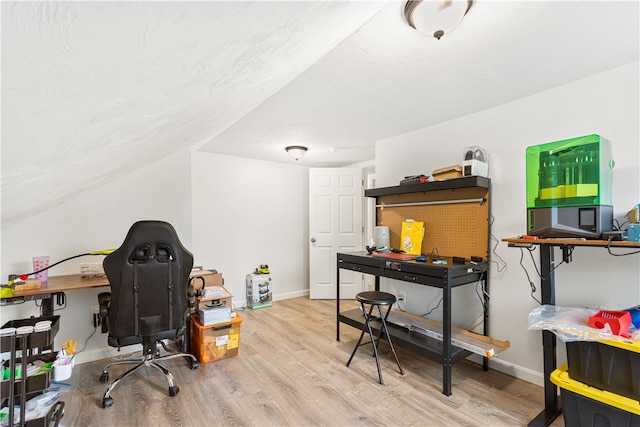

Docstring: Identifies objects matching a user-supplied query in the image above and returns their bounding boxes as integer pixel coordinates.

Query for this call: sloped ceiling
[2,1,639,227]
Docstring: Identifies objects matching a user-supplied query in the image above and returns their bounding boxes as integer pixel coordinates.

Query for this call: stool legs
[377,304,404,378]
[346,302,404,384]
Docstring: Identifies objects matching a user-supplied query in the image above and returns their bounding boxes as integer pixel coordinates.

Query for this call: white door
[309,168,363,299]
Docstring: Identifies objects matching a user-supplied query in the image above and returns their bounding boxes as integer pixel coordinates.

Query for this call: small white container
[53,363,73,381]
[374,226,390,249]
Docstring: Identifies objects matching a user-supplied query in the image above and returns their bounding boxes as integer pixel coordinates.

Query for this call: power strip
[602,231,626,241]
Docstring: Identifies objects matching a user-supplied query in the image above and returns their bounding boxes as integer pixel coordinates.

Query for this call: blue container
[626,305,640,329]
[628,223,640,243]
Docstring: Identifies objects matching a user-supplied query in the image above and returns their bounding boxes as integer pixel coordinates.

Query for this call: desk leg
[41,295,55,317]
[336,264,341,342]
[529,244,562,427]
[482,272,489,371]
[442,281,452,396]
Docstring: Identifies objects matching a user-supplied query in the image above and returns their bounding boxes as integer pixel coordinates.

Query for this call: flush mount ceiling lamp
[285,145,308,161]
[404,0,473,40]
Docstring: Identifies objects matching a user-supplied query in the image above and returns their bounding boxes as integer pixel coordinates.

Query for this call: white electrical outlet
[398,292,406,305]
[91,305,100,327]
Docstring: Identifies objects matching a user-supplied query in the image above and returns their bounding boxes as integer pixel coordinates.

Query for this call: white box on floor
[246,273,272,309]
[199,306,231,326]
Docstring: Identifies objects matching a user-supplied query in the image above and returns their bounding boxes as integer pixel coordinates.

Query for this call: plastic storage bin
[551,364,639,427]
[566,339,640,401]
[190,314,242,364]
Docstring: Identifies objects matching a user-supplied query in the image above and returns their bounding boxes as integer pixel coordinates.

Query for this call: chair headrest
[129,244,174,263]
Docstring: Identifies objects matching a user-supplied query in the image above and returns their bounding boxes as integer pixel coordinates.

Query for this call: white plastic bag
[527,305,639,342]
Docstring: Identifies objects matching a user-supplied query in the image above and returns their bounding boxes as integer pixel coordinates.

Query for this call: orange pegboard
[375,187,489,260]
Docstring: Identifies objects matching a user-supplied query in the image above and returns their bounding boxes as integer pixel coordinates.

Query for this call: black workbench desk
[336,251,489,396]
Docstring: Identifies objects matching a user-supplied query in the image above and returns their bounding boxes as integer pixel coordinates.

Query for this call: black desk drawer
[384,269,444,287]
[337,252,382,268]
[338,262,381,276]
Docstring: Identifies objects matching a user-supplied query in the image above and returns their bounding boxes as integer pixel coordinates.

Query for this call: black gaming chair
[97,220,199,408]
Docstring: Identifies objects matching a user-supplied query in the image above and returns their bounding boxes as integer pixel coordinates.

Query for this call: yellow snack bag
[400,221,424,255]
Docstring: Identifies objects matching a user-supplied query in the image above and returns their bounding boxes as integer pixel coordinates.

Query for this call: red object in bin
[587,310,632,338]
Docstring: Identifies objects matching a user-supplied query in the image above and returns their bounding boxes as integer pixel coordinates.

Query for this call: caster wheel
[99,372,109,383]
[189,359,199,370]
[169,386,180,397]
[102,397,113,408]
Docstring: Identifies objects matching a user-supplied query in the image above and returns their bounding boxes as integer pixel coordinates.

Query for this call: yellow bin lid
[597,339,640,353]
[550,363,640,415]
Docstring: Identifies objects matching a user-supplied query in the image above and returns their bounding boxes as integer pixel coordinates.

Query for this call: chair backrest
[103,220,194,346]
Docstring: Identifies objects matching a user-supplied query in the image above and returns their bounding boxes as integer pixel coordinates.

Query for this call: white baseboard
[74,344,142,365]
[466,354,544,387]
[273,289,309,301]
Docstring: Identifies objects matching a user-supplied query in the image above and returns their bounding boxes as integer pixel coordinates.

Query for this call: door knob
[310,238,316,243]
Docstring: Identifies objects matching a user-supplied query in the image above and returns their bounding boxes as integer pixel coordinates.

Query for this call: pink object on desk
[32,256,50,282]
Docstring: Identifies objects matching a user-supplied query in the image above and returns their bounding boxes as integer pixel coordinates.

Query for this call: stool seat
[356,291,396,306]
[346,291,404,384]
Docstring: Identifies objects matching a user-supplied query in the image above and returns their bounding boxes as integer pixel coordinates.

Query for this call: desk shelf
[337,252,493,396]
[364,176,490,197]
[339,308,473,364]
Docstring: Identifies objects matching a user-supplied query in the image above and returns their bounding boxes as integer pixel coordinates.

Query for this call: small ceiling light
[404,0,473,40]
[286,145,308,161]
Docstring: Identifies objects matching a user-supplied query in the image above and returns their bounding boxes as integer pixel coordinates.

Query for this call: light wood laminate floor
[59,297,564,426]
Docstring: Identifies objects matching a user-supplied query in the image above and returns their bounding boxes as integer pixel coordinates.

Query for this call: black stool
[346,291,404,384]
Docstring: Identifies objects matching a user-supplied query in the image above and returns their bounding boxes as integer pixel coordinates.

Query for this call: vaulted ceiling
[2,1,638,226]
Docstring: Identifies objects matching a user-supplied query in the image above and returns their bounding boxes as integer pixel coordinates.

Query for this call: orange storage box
[190,313,242,363]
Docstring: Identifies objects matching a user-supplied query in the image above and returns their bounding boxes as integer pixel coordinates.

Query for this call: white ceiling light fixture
[404,0,473,40]
[286,145,308,161]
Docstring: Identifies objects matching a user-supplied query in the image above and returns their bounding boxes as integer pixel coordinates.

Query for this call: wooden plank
[387,311,510,358]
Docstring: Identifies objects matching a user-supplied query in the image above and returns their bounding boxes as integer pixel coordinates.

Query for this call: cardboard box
[432,164,463,181]
[190,314,242,363]
[626,205,639,223]
[190,269,223,288]
[198,285,233,311]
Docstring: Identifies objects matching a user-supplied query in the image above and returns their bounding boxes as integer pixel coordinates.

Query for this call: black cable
[421,296,443,317]
[526,244,574,281]
[611,218,629,232]
[75,325,97,355]
[25,253,91,276]
[519,248,542,305]
[475,279,489,313]
[489,215,508,273]
[607,238,640,256]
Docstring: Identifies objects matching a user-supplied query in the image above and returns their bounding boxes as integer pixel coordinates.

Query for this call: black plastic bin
[566,340,640,401]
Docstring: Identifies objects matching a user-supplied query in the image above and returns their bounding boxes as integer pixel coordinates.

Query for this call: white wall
[1,149,193,362]
[1,148,310,365]
[375,61,640,385]
[191,151,309,306]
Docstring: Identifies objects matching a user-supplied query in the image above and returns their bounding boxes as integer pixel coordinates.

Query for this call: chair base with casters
[98,272,199,409]
[346,291,404,384]
[99,337,199,408]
